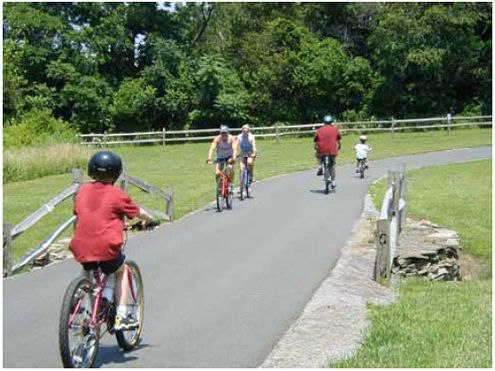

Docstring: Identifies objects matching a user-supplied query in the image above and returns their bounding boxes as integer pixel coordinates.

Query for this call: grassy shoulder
[331,160,492,368]
[3,128,492,263]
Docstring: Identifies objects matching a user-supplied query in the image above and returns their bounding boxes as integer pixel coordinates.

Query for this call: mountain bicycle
[322,155,335,194]
[239,155,254,200]
[58,221,159,368]
[207,159,234,212]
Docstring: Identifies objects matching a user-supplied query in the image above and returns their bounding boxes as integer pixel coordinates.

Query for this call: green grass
[333,279,492,368]
[3,128,491,266]
[332,160,492,368]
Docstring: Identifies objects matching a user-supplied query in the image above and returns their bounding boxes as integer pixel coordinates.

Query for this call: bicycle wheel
[239,171,245,201]
[115,261,144,351]
[358,160,365,179]
[225,180,233,209]
[59,276,99,368]
[323,158,330,194]
[245,171,250,199]
[216,177,224,212]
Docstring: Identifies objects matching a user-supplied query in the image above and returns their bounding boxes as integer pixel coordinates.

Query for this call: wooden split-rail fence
[3,168,173,277]
[78,114,492,146]
[374,166,407,286]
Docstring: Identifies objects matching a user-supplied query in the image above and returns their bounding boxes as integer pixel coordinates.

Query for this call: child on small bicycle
[70,151,155,331]
[354,135,372,172]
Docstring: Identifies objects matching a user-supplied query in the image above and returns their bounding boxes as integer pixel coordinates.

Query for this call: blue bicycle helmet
[323,115,334,124]
[220,125,230,133]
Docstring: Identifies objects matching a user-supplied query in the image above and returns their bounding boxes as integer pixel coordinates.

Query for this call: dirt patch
[459,254,490,280]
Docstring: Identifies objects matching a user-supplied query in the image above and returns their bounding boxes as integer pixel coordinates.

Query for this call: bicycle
[357,158,366,179]
[239,155,254,200]
[208,159,234,212]
[58,220,159,368]
[322,155,335,194]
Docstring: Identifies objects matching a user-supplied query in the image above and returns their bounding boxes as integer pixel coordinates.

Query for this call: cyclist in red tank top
[314,115,341,187]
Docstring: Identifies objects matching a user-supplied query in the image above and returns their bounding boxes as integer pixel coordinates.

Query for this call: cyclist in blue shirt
[236,124,257,193]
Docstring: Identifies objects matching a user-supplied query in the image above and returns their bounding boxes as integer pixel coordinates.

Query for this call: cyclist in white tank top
[236,124,257,193]
[207,125,237,183]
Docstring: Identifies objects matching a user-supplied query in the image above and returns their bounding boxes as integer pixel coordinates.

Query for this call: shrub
[3,109,78,149]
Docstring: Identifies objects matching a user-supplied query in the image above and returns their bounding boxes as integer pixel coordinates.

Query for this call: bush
[3,109,78,149]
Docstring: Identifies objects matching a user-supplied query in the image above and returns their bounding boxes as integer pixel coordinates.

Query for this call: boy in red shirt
[70,151,155,330]
[314,115,341,188]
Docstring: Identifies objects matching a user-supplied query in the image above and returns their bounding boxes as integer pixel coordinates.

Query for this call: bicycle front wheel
[59,276,99,368]
[216,178,224,212]
[115,260,144,351]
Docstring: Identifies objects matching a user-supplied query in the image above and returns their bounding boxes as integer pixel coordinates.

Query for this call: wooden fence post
[120,163,128,192]
[447,113,452,136]
[104,130,108,146]
[275,123,280,143]
[391,117,395,136]
[3,223,13,277]
[162,127,166,147]
[375,218,391,285]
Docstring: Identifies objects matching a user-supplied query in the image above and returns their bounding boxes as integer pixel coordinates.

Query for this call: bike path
[3,147,491,367]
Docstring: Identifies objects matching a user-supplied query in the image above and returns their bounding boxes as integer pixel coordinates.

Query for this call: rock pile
[32,238,72,269]
[392,218,461,281]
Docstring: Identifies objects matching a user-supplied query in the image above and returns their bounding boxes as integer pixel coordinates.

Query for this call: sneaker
[331,181,337,189]
[365,164,369,169]
[316,168,323,176]
[114,315,139,331]
[355,167,360,173]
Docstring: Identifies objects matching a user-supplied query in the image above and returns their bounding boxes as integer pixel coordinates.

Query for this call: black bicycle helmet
[88,151,122,181]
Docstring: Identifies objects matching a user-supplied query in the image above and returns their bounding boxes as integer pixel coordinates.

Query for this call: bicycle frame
[68,265,136,330]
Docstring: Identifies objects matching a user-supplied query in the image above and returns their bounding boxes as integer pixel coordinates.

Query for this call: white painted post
[162,127,166,146]
[447,113,452,136]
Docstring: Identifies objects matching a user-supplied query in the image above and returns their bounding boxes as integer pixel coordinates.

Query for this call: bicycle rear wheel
[359,160,365,178]
[323,157,330,194]
[59,276,99,368]
[115,261,144,351]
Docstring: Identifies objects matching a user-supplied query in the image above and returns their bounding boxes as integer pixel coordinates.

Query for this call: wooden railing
[79,115,492,146]
[374,167,407,286]
[3,169,173,277]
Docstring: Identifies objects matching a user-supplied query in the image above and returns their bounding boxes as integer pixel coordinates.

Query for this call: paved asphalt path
[3,147,491,368]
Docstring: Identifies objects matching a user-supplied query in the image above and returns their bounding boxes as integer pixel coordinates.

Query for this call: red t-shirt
[314,125,341,156]
[70,182,140,263]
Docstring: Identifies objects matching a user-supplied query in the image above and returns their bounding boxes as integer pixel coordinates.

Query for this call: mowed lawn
[332,160,492,368]
[3,128,491,263]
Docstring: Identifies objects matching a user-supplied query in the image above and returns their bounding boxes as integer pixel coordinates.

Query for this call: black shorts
[82,251,125,275]
[317,154,336,167]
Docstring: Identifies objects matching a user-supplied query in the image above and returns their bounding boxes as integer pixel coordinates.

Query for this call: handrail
[3,168,174,276]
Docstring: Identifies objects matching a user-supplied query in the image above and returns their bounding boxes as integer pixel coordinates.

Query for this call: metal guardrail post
[3,223,13,277]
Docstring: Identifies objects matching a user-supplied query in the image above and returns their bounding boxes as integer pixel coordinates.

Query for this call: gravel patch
[261,194,395,368]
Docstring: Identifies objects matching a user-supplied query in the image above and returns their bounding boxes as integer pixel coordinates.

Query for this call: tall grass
[3,144,93,183]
